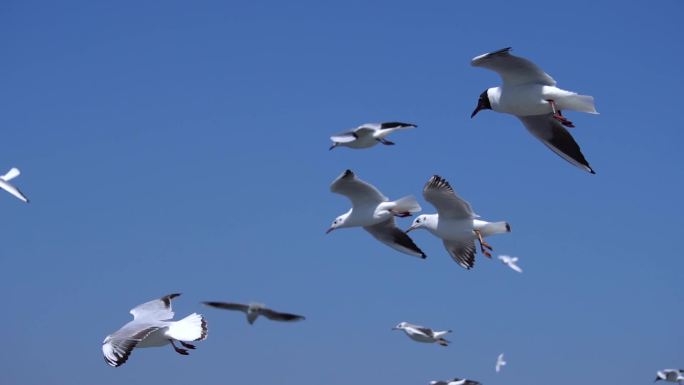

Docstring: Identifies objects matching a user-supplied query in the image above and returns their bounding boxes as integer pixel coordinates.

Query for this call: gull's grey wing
[364,218,426,258]
[260,308,306,322]
[102,326,160,367]
[443,240,476,270]
[129,293,180,321]
[0,180,29,203]
[518,114,595,174]
[330,169,388,207]
[330,126,375,143]
[471,47,556,86]
[423,175,477,219]
[415,326,435,337]
[203,302,250,313]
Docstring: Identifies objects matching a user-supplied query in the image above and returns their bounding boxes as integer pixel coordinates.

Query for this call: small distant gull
[430,378,482,385]
[498,255,523,273]
[0,167,29,203]
[655,369,684,383]
[329,122,416,150]
[102,293,208,367]
[496,353,507,372]
[407,175,510,269]
[471,47,598,173]
[328,169,426,258]
[203,302,305,325]
[392,322,451,346]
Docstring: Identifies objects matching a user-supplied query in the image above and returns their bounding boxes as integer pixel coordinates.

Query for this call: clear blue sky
[1,1,682,384]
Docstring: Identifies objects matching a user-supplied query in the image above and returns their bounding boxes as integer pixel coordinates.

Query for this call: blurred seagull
[655,369,684,383]
[392,322,451,346]
[203,302,305,325]
[471,47,598,173]
[329,122,416,150]
[496,353,507,372]
[498,255,523,273]
[328,169,426,258]
[430,378,482,385]
[102,293,208,367]
[407,175,510,269]
[0,167,29,203]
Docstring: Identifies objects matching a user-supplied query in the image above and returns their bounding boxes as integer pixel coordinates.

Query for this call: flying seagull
[471,47,598,173]
[498,255,523,273]
[329,122,416,150]
[0,167,29,203]
[407,175,510,269]
[655,369,684,383]
[203,302,305,324]
[102,293,208,367]
[496,353,507,372]
[392,322,451,346]
[430,378,482,385]
[328,169,426,258]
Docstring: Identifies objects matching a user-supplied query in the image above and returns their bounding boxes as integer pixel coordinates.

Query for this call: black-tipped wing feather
[129,293,180,321]
[471,47,556,86]
[260,308,306,322]
[423,175,477,219]
[518,114,595,174]
[103,327,160,368]
[364,218,426,258]
[203,302,250,313]
[443,240,476,270]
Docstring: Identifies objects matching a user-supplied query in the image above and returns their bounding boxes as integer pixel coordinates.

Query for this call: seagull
[430,378,482,385]
[655,369,684,383]
[102,293,208,367]
[496,353,507,372]
[392,322,451,346]
[406,175,510,269]
[329,122,416,150]
[0,167,29,203]
[203,301,305,324]
[327,169,426,258]
[470,47,598,173]
[498,255,523,273]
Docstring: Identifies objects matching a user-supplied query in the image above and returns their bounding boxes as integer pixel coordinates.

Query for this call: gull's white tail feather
[566,94,598,114]
[433,330,452,339]
[167,313,207,342]
[392,195,421,214]
[1,168,20,182]
[482,221,511,236]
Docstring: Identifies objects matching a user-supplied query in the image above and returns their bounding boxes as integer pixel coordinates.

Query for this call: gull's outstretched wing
[0,180,29,203]
[202,302,250,313]
[102,326,160,367]
[330,126,375,143]
[0,168,20,182]
[364,218,426,258]
[260,308,306,322]
[443,239,476,270]
[330,169,388,207]
[471,47,556,86]
[129,293,180,321]
[518,114,595,174]
[423,175,477,219]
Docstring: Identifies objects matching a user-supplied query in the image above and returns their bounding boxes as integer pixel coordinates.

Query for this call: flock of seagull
[4,47,680,384]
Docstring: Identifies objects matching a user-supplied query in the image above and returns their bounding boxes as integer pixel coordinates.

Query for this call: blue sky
[1,1,683,384]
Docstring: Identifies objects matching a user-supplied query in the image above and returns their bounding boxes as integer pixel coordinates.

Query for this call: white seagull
[329,122,416,150]
[496,353,507,372]
[471,47,598,173]
[498,255,523,273]
[655,369,684,383]
[102,293,208,367]
[430,378,482,385]
[0,168,29,203]
[203,301,305,324]
[392,322,451,346]
[327,169,426,258]
[407,175,510,269]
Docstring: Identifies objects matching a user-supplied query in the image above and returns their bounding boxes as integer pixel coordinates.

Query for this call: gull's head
[471,89,492,118]
[407,215,430,233]
[326,214,347,234]
[392,321,408,331]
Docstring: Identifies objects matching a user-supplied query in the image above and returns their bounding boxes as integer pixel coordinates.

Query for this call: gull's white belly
[495,85,575,117]
[341,132,377,148]
[137,327,171,348]
[433,218,474,241]
[406,332,433,343]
